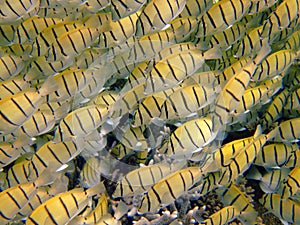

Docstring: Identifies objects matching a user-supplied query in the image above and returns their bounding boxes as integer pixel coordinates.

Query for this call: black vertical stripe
[59,197,71,218]
[151,186,162,204]
[206,11,216,29]
[45,205,58,225]
[165,180,176,199]
[218,4,229,26]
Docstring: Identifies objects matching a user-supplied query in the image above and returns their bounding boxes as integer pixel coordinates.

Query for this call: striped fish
[159,83,216,122]
[110,0,147,20]
[216,183,257,225]
[196,0,252,37]
[68,194,108,225]
[26,185,102,225]
[197,22,246,51]
[138,166,203,213]
[46,27,100,63]
[0,23,18,46]
[144,47,221,94]
[198,205,240,225]
[273,118,300,142]
[252,49,299,81]
[0,78,56,136]
[179,0,213,17]
[29,139,84,181]
[54,105,109,142]
[261,0,300,40]
[260,193,300,224]
[281,166,300,199]
[0,75,30,100]
[218,126,277,185]
[165,116,216,158]
[285,86,300,111]
[261,88,290,130]
[97,12,140,49]
[30,21,84,58]
[0,0,40,24]
[135,0,186,37]
[0,54,26,81]
[113,162,185,197]
[0,182,38,224]
[254,143,299,168]
[15,16,63,44]
[211,44,271,132]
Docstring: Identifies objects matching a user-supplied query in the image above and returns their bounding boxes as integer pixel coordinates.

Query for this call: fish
[200,136,253,173]
[0,77,57,136]
[273,118,300,142]
[25,55,72,81]
[97,12,140,49]
[254,142,299,168]
[138,166,203,213]
[196,0,253,37]
[54,105,109,142]
[0,23,18,46]
[110,0,146,21]
[46,26,101,64]
[261,0,300,41]
[68,194,108,225]
[48,68,102,102]
[0,182,38,224]
[248,0,279,14]
[0,75,30,100]
[211,44,271,132]
[113,162,185,197]
[165,116,216,158]
[110,83,146,119]
[30,21,84,58]
[80,157,102,188]
[218,126,277,185]
[285,148,300,168]
[114,125,150,151]
[216,56,251,87]
[15,16,63,44]
[197,205,240,225]
[234,26,268,58]
[284,86,300,111]
[259,193,300,225]
[248,167,290,193]
[144,47,221,94]
[281,166,300,199]
[178,0,213,17]
[14,174,69,220]
[26,184,103,225]
[261,87,290,130]
[29,139,84,181]
[159,83,216,122]
[0,54,27,81]
[197,22,246,51]
[135,0,186,37]
[82,0,110,13]
[233,84,277,116]
[252,49,300,81]
[11,111,56,138]
[132,95,166,127]
[216,183,258,225]
[285,30,300,50]
[195,172,220,197]
[0,0,40,25]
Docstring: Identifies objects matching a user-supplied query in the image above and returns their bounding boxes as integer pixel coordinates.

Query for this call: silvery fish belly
[0,0,299,224]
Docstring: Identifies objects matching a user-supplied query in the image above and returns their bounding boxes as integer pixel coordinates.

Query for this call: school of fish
[0,0,299,224]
